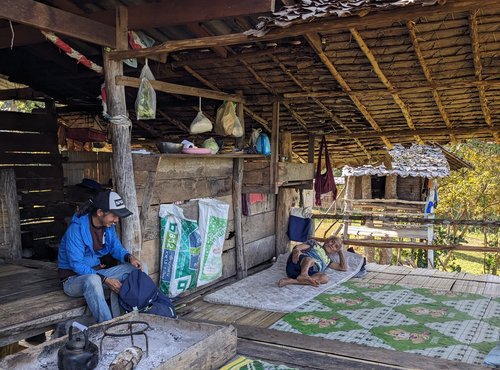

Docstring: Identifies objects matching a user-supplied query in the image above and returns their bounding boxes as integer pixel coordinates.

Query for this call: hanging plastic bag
[135,60,156,120]
[249,128,262,149]
[215,101,235,136]
[190,97,213,134]
[202,138,219,154]
[230,102,244,137]
[256,132,271,155]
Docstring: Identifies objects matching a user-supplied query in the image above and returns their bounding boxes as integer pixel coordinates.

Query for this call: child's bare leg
[297,257,320,287]
[278,277,320,288]
[312,273,329,285]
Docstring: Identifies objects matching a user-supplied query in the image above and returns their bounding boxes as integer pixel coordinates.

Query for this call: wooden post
[103,7,141,254]
[385,175,397,199]
[307,135,315,164]
[236,90,245,150]
[233,158,247,279]
[426,179,437,268]
[270,100,280,194]
[342,176,355,244]
[276,131,294,256]
[382,175,397,264]
[361,175,375,262]
[0,169,21,261]
[279,132,292,161]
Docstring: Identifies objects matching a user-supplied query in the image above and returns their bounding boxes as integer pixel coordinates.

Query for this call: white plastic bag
[135,61,156,120]
[189,98,213,134]
[250,128,262,148]
[232,104,244,138]
[197,198,229,287]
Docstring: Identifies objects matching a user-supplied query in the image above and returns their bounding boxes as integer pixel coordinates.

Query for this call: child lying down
[278,236,346,288]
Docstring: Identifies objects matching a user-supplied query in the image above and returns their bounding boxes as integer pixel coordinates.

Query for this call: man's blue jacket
[58,213,129,275]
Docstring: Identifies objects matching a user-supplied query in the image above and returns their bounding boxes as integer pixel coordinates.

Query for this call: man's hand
[104,277,122,294]
[292,248,301,264]
[129,255,143,270]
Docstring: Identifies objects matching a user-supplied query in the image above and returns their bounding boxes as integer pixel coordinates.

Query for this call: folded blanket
[204,251,364,312]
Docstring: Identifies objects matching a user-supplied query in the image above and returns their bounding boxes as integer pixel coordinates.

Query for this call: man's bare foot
[278,278,294,287]
[297,274,320,287]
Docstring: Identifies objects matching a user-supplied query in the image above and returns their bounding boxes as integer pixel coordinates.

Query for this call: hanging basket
[65,127,107,142]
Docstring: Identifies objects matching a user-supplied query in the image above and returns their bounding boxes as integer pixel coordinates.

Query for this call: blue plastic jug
[256,133,271,155]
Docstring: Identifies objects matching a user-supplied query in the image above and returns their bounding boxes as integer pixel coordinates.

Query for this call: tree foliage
[437,140,499,221]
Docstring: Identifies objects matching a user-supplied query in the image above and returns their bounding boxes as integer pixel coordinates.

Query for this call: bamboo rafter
[239,58,310,133]
[350,27,424,145]
[269,54,372,160]
[469,9,499,142]
[407,20,456,143]
[305,33,392,149]
[282,79,500,99]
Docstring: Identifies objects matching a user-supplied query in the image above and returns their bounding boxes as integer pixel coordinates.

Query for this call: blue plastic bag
[256,133,271,155]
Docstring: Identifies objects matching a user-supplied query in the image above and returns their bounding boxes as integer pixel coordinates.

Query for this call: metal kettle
[57,325,99,370]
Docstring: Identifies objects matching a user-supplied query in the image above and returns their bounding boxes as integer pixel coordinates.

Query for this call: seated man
[278,236,346,288]
[58,190,145,323]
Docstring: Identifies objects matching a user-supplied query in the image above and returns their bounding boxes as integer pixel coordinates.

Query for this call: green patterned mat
[220,355,298,370]
[270,281,500,366]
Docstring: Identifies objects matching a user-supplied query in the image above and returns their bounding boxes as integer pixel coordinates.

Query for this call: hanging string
[199,96,202,112]
[9,21,14,50]
[109,114,132,128]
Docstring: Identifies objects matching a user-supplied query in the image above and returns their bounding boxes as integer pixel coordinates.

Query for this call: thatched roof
[342,143,450,178]
[0,0,499,165]
[246,0,443,37]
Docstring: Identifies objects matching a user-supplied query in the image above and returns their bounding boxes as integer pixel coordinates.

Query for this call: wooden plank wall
[61,151,112,186]
[133,154,276,291]
[0,110,65,247]
[0,169,22,260]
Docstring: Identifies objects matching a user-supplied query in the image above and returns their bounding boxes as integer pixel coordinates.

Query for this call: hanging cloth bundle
[314,136,337,206]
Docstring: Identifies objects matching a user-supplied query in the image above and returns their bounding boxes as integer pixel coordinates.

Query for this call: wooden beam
[109,0,500,60]
[325,125,499,140]
[340,239,500,253]
[270,54,371,159]
[305,33,391,149]
[313,213,500,227]
[350,28,423,144]
[239,59,309,133]
[407,20,456,143]
[0,88,48,100]
[0,0,115,47]
[469,9,499,142]
[116,75,244,103]
[95,0,276,30]
[186,23,228,58]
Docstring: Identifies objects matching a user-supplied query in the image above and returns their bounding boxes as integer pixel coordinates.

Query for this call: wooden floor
[0,261,497,368]
[0,261,85,347]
